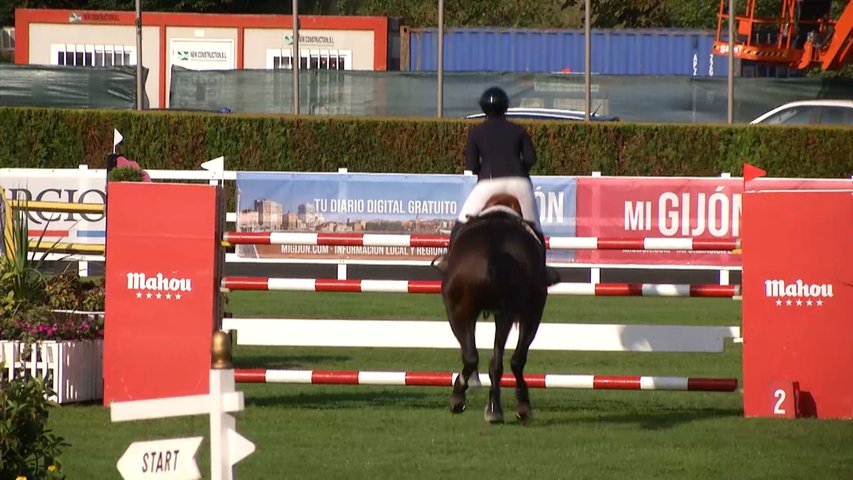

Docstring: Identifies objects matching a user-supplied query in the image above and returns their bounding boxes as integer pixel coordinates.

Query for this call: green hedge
[1,107,851,178]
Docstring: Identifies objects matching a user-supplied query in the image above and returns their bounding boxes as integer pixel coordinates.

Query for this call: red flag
[743,163,767,183]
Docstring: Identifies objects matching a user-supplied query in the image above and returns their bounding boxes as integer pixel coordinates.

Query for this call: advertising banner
[170,38,236,70]
[0,169,106,244]
[742,189,853,419]
[104,182,222,404]
[235,172,577,262]
[575,176,853,267]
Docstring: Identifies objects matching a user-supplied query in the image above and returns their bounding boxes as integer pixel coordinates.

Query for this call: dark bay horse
[440,193,556,424]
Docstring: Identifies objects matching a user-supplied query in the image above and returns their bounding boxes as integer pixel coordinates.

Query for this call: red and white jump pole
[223,231,740,251]
[234,369,738,392]
[220,277,741,298]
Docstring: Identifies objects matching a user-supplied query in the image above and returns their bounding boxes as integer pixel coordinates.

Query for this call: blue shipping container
[408,28,729,77]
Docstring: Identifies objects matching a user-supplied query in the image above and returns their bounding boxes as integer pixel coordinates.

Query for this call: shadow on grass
[233,354,352,369]
[532,406,742,430]
[245,390,740,430]
[246,389,448,410]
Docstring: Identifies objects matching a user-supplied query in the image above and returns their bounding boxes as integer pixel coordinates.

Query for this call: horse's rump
[445,211,546,312]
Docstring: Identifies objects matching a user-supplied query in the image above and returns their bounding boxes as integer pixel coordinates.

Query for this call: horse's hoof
[515,410,533,424]
[450,395,467,414]
[484,404,504,424]
[468,373,482,388]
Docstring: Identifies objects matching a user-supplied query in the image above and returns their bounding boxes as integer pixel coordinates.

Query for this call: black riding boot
[434,221,464,273]
[532,226,561,286]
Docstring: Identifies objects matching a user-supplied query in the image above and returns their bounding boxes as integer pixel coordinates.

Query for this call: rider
[436,86,559,284]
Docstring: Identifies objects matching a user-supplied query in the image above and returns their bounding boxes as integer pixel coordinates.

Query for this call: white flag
[113,129,124,150]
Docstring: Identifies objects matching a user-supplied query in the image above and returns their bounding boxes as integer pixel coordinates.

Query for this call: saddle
[433,193,560,287]
[468,193,542,246]
[466,206,543,247]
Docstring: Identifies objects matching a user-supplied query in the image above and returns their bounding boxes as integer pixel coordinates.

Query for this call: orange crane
[712,0,853,70]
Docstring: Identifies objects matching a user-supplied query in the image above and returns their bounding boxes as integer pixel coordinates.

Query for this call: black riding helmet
[479,86,509,117]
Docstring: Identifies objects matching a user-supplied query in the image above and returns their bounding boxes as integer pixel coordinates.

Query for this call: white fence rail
[0,339,103,404]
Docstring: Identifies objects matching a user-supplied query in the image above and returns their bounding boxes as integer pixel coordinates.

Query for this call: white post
[727,0,735,124]
[135,0,143,111]
[292,0,300,115]
[111,368,254,480]
[210,369,236,480]
[437,0,444,118]
[77,164,90,277]
[719,268,731,286]
[590,267,601,285]
[584,0,591,121]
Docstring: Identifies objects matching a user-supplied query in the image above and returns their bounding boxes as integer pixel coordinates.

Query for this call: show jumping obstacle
[220,277,741,298]
[234,369,738,392]
[22,183,742,406]
[219,318,740,353]
[222,231,740,251]
[105,178,853,418]
[104,177,853,420]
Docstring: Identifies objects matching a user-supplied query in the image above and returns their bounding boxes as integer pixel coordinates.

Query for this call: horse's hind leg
[485,311,514,424]
[512,303,544,423]
[448,303,480,414]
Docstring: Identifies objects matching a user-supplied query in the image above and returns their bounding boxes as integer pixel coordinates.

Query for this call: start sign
[117,437,203,480]
[742,189,853,419]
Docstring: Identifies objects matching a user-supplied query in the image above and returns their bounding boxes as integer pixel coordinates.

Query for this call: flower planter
[0,338,103,404]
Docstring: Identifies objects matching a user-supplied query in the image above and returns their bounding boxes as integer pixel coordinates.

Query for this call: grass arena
[51,293,853,479]
[7,176,853,479]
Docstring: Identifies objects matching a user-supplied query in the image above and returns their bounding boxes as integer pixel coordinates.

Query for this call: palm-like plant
[0,208,54,315]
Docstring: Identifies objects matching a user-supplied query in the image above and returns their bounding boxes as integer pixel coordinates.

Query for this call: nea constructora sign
[170,38,235,70]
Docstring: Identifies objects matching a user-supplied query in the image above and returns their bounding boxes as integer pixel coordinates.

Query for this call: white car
[464,107,620,122]
[750,99,853,126]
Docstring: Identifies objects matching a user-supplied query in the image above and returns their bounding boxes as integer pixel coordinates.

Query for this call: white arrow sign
[200,156,224,173]
[117,436,203,480]
[227,428,255,466]
[113,128,124,153]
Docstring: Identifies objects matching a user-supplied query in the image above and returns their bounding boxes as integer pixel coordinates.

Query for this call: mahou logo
[765,279,833,307]
[127,272,192,301]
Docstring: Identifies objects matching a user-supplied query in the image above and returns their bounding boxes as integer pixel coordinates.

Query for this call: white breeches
[457,177,541,230]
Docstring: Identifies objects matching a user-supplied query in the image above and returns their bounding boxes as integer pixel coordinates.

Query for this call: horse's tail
[487,247,526,315]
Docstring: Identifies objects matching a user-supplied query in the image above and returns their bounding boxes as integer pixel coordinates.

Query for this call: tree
[4,1,849,31]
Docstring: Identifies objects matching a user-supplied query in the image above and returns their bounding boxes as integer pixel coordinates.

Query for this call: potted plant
[0,208,104,405]
[108,154,151,183]
[107,165,146,182]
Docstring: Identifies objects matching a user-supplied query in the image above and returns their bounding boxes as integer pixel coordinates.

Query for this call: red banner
[743,189,853,419]
[104,182,222,404]
[575,177,853,266]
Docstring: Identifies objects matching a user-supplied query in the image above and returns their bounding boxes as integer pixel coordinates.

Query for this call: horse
[439,193,556,424]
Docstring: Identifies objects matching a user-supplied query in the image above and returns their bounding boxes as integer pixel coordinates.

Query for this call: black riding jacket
[464,116,537,181]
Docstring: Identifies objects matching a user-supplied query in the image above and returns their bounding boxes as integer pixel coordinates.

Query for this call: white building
[14,8,394,108]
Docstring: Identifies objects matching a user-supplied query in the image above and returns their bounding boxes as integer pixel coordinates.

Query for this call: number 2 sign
[769,381,800,419]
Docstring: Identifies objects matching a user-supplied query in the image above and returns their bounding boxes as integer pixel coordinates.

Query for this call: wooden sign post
[111,332,255,480]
